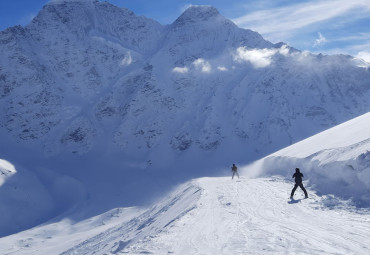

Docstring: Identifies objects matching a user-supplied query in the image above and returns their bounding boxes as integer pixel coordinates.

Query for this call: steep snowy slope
[1,177,369,254]
[243,111,370,206]
[0,157,88,237]
[0,1,369,161]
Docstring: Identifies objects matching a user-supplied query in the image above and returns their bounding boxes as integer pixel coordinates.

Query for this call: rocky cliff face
[0,0,369,163]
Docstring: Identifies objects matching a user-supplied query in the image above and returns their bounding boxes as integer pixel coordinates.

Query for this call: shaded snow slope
[270,112,370,159]
[1,177,369,254]
[243,112,370,206]
[0,159,87,237]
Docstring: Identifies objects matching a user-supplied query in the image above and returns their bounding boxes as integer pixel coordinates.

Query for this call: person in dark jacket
[231,163,239,179]
[290,168,308,199]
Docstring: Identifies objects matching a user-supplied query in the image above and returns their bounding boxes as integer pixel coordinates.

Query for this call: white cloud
[334,33,370,42]
[193,58,211,73]
[234,48,274,68]
[356,51,370,63]
[349,42,370,52]
[232,0,370,42]
[120,52,132,66]
[217,66,228,71]
[233,46,289,68]
[278,45,290,56]
[314,32,327,47]
[172,67,189,73]
[316,41,370,56]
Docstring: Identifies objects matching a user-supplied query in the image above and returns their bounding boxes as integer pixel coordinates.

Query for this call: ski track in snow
[127,177,369,255]
[3,176,367,255]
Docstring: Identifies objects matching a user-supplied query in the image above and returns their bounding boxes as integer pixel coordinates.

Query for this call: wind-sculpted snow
[0,159,88,237]
[60,181,201,255]
[0,160,55,237]
[0,159,16,186]
[244,112,370,206]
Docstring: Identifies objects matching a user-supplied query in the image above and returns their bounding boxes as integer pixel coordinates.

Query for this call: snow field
[242,112,370,206]
[270,112,370,159]
[123,177,369,255]
[0,160,90,237]
[2,176,368,254]
[0,207,143,255]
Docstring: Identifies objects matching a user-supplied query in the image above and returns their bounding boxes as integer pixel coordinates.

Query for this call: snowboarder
[231,163,239,179]
[290,168,308,198]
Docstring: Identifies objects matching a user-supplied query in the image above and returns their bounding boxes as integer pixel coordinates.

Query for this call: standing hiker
[290,168,308,198]
[231,163,239,179]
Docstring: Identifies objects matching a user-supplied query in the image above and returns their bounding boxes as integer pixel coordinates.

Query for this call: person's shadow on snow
[288,198,303,204]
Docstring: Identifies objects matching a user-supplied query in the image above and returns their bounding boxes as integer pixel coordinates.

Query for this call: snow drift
[0,159,87,236]
[242,112,370,206]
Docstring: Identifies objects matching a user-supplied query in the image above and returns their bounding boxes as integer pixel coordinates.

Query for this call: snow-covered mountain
[1,0,369,160]
[0,0,370,238]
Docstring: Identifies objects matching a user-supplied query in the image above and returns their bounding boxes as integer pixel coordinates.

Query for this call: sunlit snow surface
[242,112,370,206]
[0,159,16,186]
[0,177,369,254]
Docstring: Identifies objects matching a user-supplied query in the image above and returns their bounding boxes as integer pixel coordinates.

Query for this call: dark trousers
[232,171,239,179]
[291,183,308,197]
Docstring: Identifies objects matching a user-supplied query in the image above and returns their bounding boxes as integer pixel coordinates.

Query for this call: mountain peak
[174,5,223,25]
[47,0,97,4]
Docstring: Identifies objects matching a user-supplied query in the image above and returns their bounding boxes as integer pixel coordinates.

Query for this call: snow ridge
[245,112,370,206]
[61,181,201,255]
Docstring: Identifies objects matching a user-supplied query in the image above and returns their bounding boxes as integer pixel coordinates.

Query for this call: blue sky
[1,0,369,62]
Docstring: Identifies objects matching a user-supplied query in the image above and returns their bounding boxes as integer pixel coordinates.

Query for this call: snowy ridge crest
[174,5,222,23]
[244,112,370,206]
[47,0,98,5]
